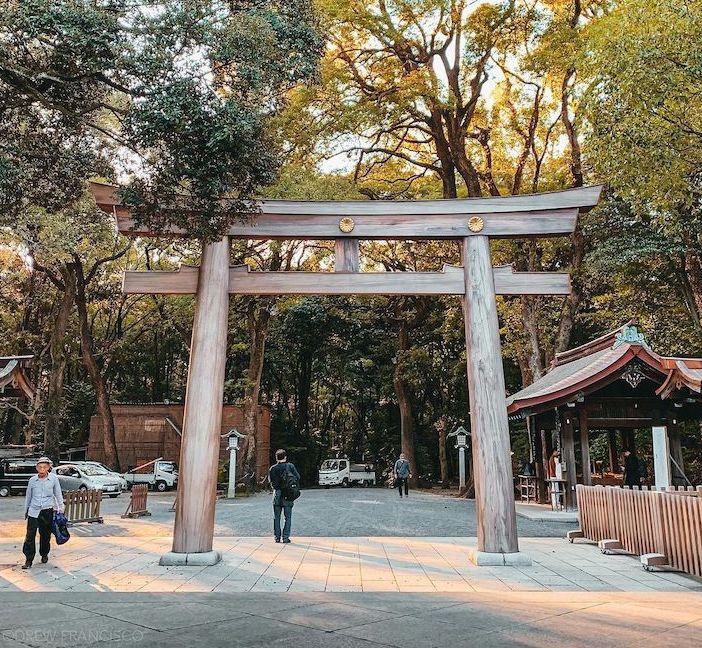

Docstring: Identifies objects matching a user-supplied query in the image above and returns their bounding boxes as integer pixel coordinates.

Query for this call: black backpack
[281,464,301,501]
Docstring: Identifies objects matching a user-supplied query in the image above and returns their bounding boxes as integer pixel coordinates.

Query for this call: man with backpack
[268,449,301,543]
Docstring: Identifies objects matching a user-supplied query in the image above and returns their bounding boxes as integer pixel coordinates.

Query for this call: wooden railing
[121,483,151,518]
[64,489,104,524]
[569,484,702,577]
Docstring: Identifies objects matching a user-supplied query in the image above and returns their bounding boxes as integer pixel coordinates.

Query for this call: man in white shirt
[22,457,64,569]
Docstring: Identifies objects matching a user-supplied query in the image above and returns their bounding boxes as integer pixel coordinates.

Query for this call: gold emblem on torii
[468,216,484,233]
[339,217,355,233]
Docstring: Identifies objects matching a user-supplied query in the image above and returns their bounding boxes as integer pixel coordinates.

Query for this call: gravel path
[0,487,575,538]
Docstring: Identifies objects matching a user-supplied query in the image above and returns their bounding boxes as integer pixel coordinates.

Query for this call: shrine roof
[0,356,35,399]
[507,326,702,416]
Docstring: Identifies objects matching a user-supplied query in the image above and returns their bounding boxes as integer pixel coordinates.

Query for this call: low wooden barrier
[64,489,103,524]
[121,484,151,518]
[569,484,702,577]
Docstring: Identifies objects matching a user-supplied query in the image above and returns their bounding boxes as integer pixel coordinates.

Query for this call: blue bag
[52,511,70,545]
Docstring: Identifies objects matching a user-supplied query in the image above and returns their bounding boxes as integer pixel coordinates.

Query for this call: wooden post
[560,411,577,509]
[537,430,551,504]
[579,408,592,486]
[652,425,672,489]
[668,422,685,484]
[535,424,548,504]
[161,236,230,566]
[335,239,360,272]
[462,236,523,563]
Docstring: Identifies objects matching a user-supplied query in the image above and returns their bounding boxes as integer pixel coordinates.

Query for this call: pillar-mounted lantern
[448,426,470,490]
[228,428,244,450]
[456,427,468,448]
[226,428,245,498]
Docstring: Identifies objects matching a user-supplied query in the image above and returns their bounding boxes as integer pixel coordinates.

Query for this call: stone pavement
[1,537,701,647]
[0,590,701,648]
[1,536,700,594]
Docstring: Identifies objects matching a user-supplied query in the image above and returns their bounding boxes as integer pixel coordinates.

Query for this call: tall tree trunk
[521,296,544,382]
[430,113,458,199]
[44,266,76,461]
[393,316,417,486]
[555,223,585,353]
[437,418,448,487]
[555,68,586,353]
[242,298,272,488]
[683,249,702,325]
[297,352,313,437]
[73,260,120,471]
[677,259,702,332]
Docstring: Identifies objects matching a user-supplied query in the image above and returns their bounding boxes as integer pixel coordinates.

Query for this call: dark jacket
[624,454,640,486]
[269,462,300,506]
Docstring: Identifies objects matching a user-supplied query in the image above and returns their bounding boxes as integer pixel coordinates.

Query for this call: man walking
[394,452,412,498]
[22,457,64,569]
[268,449,300,543]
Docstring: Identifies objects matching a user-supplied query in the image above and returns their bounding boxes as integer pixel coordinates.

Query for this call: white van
[318,459,375,487]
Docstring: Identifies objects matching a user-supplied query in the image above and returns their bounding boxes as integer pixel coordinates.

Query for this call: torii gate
[92,182,601,566]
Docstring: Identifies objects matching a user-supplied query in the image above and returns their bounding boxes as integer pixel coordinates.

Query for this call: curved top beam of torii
[90,182,602,240]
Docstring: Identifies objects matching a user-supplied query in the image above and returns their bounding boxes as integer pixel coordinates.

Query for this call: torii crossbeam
[92,182,601,567]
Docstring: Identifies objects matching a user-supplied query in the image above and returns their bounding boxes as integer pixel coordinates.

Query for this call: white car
[55,464,123,497]
[60,461,128,491]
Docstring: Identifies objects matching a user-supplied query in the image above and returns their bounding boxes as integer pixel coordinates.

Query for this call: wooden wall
[88,403,271,479]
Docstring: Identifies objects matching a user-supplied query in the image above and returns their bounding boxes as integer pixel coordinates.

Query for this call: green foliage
[0,0,323,239]
[584,0,702,227]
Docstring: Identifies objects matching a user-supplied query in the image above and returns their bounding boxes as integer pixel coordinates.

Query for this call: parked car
[124,459,178,492]
[55,464,123,497]
[59,461,128,491]
[0,457,38,497]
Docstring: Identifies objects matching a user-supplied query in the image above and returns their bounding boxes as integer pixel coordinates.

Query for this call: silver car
[60,461,128,491]
[55,464,122,497]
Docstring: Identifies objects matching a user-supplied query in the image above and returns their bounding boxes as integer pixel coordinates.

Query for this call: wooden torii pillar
[92,182,601,566]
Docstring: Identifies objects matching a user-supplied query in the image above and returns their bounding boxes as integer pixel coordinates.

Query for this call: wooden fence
[64,489,103,524]
[121,483,151,518]
[570,484,702,577]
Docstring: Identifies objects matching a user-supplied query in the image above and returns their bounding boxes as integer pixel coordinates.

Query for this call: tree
[8,197,125,465]
[583,0,702,324]
[0,1,323,462]
[0,0,323,239]
[285,1,599,385]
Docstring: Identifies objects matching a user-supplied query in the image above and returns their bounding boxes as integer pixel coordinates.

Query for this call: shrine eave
[0,356,35,400]
[507,326,702,418]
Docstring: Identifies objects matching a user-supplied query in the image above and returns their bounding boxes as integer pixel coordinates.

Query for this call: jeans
[397,477,409,496]
[273,503,293,541]
[23,508,53,562]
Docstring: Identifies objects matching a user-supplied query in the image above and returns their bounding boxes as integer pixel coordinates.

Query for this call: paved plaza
[0,590,700,648]
[0,535,700,594]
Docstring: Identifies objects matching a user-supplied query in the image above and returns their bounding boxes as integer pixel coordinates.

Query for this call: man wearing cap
[21,457,64,569]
